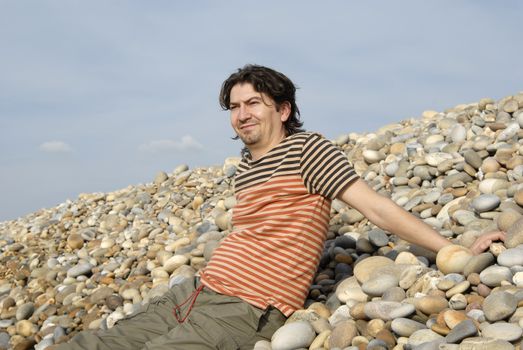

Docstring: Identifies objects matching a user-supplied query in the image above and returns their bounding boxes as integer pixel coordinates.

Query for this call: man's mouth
[240,123,256,131]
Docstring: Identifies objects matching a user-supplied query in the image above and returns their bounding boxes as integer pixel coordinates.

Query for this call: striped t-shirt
[199,132,359,316]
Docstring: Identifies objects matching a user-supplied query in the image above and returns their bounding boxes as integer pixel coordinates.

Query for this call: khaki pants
[55,277,286,350]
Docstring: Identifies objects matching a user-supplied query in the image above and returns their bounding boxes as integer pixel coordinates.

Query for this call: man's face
[229,83,290,157]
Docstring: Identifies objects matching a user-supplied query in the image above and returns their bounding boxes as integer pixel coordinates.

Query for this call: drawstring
[173,284,205,323]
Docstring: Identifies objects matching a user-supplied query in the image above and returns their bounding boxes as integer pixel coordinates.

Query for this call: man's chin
[238,135,259,145]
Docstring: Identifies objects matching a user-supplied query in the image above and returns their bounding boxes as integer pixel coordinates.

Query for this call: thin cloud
[138,135,204,153]
[39,141,73,153]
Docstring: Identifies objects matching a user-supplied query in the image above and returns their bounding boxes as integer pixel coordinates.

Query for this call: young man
[56,65,504,349]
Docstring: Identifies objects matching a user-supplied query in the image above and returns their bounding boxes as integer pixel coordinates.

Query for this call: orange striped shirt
[200,132,358,316]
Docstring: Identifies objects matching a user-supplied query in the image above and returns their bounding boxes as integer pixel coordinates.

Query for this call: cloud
[39,141,73,153]
[138,135,204,153]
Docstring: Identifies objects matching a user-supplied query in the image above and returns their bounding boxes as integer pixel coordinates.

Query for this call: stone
[442,310,468,329]
[0,333,9,350]
[449,124,467,143]
[382,287,406,302]
[444,319,477,343]
[363,150,386,164]
[481,322,523,342]
[483,291,518,322]
[15,320,36,337]
[353,256,394,283]
[364,301,415,320]
[459,337,514,350]
[270,321,315,350]
[390,318,426,337]
[506,217,523,248]
[67,233,84,249]
[163,255,189,273]
[514,272,523,287]
[481,157,501,173]
[478,178,509,194]
[463,150,483,169]
[471,194,500,213]
[368,229,389,247]
[448,293,467,310]
[68,263,94,280]
[361,274,399,297]
[414,296,448,315]
[407,329,444,347]
[498,247,523,267]
[15,303,34,321]
[328,320,358,349]
[480,265,513,287]
[497,211,522,231]
[515,189,523,206]
[309,330,331,350]
[253,340,272,350]
[445,281,470,298]
[367,318,385,337]
[335,276,368,303]
[436,245,473,275]
[463,253,495,276]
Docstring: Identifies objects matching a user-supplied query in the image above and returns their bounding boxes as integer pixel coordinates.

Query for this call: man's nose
[238,105,249,120]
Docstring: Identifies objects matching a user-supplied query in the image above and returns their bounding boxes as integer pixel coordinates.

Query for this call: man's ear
[280,102,291,122]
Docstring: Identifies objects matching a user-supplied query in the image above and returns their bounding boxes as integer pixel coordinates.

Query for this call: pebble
[436,245,473,274]
[479,265,513,287]
[328,320,358,348]
[506,217,523,248]
[309,330,330,350]
[481,322,523,342]
[471,194,500,213]
[368,229,389,247]
[463,252,495,276]
[364,301,415,320]
[482,291,517,322]
[382,286,406,302]
[361,274,399,297]
[335,276,368,303]
[460,337,514,350]
[414,296,448,315]
[445,319,477,343]
[390,318,427,337]
[15,302,34,321]
[407,329,444,347]
[353,256,394,283]
[15,320,36,337]
[270,321,315,350]
[497,247,523,267]
[67,263,94,278]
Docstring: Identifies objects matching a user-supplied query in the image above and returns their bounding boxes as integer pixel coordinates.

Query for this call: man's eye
[230,105,238,110]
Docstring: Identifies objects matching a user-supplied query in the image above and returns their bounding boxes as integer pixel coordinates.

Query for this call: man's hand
[469,230,506,255]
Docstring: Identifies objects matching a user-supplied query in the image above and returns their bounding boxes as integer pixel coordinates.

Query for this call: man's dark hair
[219,64,304,136]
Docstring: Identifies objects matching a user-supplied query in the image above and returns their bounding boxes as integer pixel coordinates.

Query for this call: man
[56,65,504,349]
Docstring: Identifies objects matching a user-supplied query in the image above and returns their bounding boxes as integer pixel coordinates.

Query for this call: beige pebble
[436,244,473,274]
[67,233,84,250]
[15,320,36,337]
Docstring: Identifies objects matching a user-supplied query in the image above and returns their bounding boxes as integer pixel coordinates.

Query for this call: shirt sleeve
[300,133,359,199]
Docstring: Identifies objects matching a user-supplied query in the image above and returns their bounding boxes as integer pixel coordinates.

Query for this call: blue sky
[1,1,522,221]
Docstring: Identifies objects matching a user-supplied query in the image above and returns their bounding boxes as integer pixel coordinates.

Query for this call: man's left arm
[337,178,505,254]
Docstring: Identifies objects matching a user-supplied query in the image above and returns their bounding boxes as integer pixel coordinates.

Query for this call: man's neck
[247,134,288,161]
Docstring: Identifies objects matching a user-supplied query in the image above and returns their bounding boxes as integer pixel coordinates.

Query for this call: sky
[1,1,522,222]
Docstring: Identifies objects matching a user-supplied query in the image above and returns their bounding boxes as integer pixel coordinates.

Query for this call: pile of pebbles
[1,93,523,350]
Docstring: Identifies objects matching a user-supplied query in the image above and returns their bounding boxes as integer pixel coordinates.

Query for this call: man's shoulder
[287,131,325,142]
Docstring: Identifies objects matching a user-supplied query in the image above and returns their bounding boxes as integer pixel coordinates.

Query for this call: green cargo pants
[54,277,286,349]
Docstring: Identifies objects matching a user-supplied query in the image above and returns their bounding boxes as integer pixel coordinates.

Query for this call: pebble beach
[2,93,523,349]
